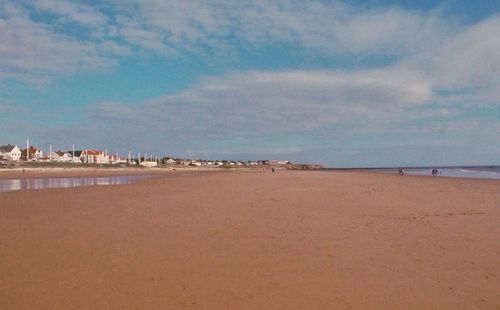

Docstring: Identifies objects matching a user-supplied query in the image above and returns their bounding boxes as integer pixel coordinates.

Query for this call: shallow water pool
[0,175,155,193]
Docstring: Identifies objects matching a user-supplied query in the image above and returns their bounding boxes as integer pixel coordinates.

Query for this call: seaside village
[0,142,291,168]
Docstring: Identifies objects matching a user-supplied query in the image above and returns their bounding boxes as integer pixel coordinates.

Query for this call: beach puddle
[0,175,155,193]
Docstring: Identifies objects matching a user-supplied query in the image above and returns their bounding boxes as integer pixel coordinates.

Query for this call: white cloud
[332,8,455,55]
[2,0,494,87]
[421,119,500,135]
[30,0,108,27]
[98,41,133,56]
[0,1,113,81]
[400,14,500,104]
[110,1,232,48]
[431,16,500,95]
[107,0,454,57]
[85,67,432,140]
[118,24,172,53]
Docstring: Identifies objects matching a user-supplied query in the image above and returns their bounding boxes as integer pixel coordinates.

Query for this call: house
[109,155,126,164]
[165,158,176,165]
[50,151,72,162]
[21,147,44,161]
[140,161,158,167]
[66,150,84,163]
[0,144,22,161]
[81,150,109,164]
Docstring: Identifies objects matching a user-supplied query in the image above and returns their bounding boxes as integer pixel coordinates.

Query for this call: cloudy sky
[1,0,499,167]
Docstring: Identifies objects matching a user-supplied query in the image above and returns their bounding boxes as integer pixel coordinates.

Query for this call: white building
[0,144,22,161]
[33,148,44,159]
[140,161,158,167]
[109,155,127,164]
[50,151,72,162]
[22,147,44,161]
[66,150,83,163]
[81,150,109,164]
[165,158,176,165]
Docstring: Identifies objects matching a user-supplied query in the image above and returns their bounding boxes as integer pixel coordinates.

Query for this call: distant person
[272,168,275,173]
[399,169,404,175]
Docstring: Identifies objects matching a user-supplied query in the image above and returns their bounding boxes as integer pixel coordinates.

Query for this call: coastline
[1,170,499,309]
[3,165,499,182]
[321,167,500,181]
[0,166,244,180]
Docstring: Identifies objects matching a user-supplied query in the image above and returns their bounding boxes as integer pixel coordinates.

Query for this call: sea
[324,166,500,180]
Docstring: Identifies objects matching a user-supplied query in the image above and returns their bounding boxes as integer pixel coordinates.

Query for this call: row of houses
[162,158,291,167]
[0,144,128,164]
[1,143,291,168]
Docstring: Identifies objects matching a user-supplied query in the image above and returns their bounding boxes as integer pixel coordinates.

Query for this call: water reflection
[0,175,154,193]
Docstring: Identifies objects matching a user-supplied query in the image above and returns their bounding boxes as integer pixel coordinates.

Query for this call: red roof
[84,150,104,156]
[21,147,40,156]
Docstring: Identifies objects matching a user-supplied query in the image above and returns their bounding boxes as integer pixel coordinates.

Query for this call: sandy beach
[0,170,499,309]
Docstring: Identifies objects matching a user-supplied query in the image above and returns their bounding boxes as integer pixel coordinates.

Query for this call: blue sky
[1,0,499,167]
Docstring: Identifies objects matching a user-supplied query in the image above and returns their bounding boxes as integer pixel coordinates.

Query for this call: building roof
[0,144,18,152]
[21,147,41,156]
[85,150,104,156]
[66,150,83,157]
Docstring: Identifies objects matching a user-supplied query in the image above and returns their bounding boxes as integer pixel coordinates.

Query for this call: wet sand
[0,171,499,309]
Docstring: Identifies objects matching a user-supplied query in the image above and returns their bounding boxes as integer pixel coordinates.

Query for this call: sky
[1,0,499,167]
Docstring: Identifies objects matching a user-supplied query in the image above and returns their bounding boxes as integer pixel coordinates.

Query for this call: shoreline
[319,169,500,182]
[0,166,246,180]
[1,166,500,184]
[322,166,500,181]
[2,162,499,181]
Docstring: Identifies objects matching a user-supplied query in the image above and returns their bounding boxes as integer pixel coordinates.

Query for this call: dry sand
[0,170,499,309]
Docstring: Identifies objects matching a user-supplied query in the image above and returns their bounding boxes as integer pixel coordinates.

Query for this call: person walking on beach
[399,169,404,175]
